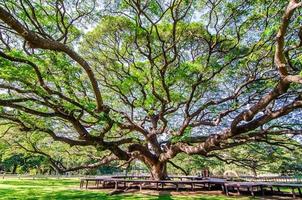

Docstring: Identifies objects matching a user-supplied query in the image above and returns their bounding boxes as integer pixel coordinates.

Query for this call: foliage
[169,140,302,177]
[0,0,301,179]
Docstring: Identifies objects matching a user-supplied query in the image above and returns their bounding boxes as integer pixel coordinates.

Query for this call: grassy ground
[0,178,255,200]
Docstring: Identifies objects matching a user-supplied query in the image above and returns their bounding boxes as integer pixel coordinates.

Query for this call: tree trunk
[149,162,168,180]
[252,168,257,177]
[12,164,17,174]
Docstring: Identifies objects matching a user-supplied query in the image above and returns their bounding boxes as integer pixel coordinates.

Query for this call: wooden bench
[80,177,223,191]
[224,182,265,197]
[262,182,302,198]
[80,176,302,198]
[224,181,302,198]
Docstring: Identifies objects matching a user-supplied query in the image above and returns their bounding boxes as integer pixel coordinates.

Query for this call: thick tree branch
[0,6,104,111]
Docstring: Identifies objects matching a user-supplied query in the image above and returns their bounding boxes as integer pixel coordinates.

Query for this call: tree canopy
[0,0,301,179]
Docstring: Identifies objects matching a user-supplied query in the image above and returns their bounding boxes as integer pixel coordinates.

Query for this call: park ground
[0,178,257,200]
[0,178,297,200]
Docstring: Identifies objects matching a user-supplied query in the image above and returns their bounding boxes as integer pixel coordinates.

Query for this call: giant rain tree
[0,0,302,179]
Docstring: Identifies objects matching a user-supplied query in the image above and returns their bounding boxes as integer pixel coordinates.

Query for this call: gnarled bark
[149,162,168,180]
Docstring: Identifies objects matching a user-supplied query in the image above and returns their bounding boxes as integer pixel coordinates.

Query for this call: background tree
[0,0,301,180]
[165,137,302,177]
[207,139,302,176]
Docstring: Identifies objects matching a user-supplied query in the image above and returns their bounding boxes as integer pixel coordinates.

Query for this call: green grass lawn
[0,178,255,200]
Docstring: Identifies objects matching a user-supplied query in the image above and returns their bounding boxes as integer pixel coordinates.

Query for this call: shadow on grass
[0,179,256,200]
[0,187,256,200]
[157,191,173,200]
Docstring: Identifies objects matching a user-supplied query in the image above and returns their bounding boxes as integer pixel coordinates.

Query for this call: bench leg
[85,180,88,189]
[292,188,296,199]
[250,186,254,197]
[298,187,302,197]
[237,186,240,195]
[260,185,264,196]
[225,185,229,196]
[221,184,225,194]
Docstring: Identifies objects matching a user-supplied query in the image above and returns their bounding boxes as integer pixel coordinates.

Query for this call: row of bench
[224,181,302,198]
[216,175,302,183]
[79,176,302,198]
[80,177,224,191]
